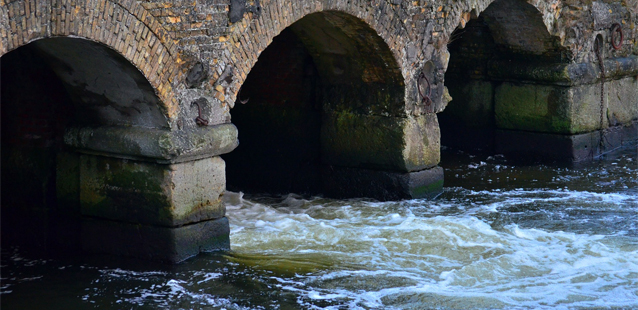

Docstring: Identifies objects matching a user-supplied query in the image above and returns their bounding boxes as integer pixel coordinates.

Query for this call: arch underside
[1,33,233,262]
[27,38,168,128]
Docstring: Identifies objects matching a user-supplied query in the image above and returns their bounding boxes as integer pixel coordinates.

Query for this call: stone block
[321,112,439,172]
[494,82,574,134]
[81,217,230,263]
[80,155,226,227]
[568,77,638,133]
[492,57,638,135]
[322,165,444,201]
[603,77,638,126]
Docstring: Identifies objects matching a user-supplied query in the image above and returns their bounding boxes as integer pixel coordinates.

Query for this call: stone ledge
[487,56,638,86]
[322,166,444,201]
[65,124,239,164]
[81,217,230,264]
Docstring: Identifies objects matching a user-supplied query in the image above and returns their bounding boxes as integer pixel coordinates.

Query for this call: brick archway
[220,1,415,110]
[0,0,181,119]
[223,7,444,200]
[440,0,567,153]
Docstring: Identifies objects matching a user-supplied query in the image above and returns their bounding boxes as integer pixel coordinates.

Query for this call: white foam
[223,190,638,309]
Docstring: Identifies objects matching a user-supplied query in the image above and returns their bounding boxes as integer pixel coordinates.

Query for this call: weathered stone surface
[472,60,638,135]
[30,39,170,128]
[185,62,209,88]
[2,0,638,264]
[65,124,239,164]
[403,114,442,171]
[321,112,439,172]
[494,79,637,135]
[229,0,247,23]
[568,76,638,133]
[482,0,565,59]
[82,217,230,263]
[606,77,638,126]
[80,155,226,227]
[322,166,444,200]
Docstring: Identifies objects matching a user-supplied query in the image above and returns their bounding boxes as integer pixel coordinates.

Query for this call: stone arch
[480,0,565,60]
[439,0,638,164]
[4,37,170,128]
[0,0,181,120]
[0,34,170,250]
[446,0,565,62]
[223,8,442,200]
[439,0,568,153]
[219,0,416,111]
[0,0,179,252]
[448,0,564,42]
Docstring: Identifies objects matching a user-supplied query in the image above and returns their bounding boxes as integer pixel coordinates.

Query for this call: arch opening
[440,0,567,157]
[1,37,167,252]
[223,11,406,198]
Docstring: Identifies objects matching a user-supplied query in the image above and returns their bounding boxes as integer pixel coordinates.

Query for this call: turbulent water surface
[2,144,637,309]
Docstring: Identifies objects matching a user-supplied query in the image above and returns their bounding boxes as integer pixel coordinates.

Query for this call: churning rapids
[2,144,637,310]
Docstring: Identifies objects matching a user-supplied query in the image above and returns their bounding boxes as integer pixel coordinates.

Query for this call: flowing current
[2,145,637,309]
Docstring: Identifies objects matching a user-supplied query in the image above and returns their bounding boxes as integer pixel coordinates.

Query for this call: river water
[2,144,637,309]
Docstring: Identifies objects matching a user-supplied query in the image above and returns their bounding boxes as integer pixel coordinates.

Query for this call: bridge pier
[444,57,638,162]
[321,113,443,200]
[490,57,638,162]
[442,9,638,163]
[63,125,238,263]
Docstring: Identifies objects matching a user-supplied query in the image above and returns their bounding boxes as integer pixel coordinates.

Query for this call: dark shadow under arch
[20,38,169,128]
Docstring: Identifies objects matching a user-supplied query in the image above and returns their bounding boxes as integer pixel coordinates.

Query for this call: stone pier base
[322,166,444,200]
[82,217,230,263]
[76,154,230,262]
[496,120,638,163]
[52,124,241,263]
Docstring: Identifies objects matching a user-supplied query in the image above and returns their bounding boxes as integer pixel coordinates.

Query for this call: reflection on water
[2,144,637,309]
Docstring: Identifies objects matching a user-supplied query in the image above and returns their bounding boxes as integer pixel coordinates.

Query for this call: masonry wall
[439,0,638,161]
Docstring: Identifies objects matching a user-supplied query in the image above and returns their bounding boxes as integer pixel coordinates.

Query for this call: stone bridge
[2,0,637,262]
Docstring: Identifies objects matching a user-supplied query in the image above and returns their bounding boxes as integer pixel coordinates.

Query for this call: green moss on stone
[495,83,573,134]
